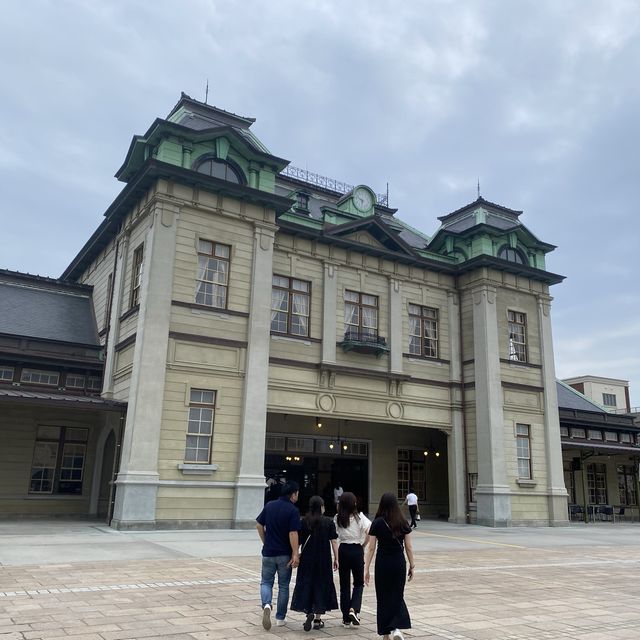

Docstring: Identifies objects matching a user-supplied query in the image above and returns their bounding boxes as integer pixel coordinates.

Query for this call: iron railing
[281,165,388,207]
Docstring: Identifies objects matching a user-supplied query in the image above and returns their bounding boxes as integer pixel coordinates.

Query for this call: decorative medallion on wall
[317,393,336,413]
[386,401,404,419]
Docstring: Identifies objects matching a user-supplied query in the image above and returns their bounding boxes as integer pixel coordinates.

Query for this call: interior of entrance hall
[264,413,449,519]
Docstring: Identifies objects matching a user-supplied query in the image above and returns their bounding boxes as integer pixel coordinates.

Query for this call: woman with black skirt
[334,492,371,626]
[291,495,339,631]
[364,492,415,640]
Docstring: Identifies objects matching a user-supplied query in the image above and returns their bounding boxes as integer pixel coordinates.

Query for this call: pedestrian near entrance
[333,483,344,507]
[256,481,301,630]
[291,496,339,631]
[334,491,371,627]
[402,488,419,528]
[365,493,414,640]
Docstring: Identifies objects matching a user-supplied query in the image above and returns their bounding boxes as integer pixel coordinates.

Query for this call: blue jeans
[261,555,292,620]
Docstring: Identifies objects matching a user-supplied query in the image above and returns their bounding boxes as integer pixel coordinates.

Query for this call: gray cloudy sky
[1,1,639,404]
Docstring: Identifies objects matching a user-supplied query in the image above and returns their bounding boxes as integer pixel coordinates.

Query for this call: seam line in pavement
[3,556,639,600]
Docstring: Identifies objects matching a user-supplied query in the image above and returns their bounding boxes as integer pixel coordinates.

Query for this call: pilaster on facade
[112,200,181,529]
[447,290,467,523]
[389,277,403,374]
[537,293,569,525]
[233,221,277,525]
[322,262,338,364]
[102,233,129,399]
[472,282,511,526]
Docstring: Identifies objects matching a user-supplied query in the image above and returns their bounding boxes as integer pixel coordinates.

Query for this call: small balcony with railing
[339,328,389,357]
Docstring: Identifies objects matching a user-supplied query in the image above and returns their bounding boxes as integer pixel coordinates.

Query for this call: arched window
[195,158,243,184]
[498,246,527,265]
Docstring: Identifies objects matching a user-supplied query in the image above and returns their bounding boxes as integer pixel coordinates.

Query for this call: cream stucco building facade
[59,94,569,529]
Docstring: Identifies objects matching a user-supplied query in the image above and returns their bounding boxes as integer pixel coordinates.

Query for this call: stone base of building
[476,486,512,527]
[110,519,256,530]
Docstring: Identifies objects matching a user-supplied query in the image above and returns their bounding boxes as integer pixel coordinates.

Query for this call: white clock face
[353,188,373,212]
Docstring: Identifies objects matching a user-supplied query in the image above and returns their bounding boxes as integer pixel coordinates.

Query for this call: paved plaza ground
[1,520,639,640]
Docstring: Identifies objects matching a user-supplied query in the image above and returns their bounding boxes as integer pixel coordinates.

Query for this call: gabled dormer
[115,93,289,194]
[427,196,562,282]
[324,215,417,256]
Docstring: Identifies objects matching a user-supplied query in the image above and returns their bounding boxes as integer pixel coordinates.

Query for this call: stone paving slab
[2,524,640,638]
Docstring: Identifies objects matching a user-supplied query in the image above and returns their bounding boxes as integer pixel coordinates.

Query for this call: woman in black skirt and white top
[291,496,339,631]
[334,492,371,627]
[364,492,415,640]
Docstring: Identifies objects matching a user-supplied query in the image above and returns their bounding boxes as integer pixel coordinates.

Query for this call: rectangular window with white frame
[29,426,88,495]
[195,239,230,309]
[130,244,144,308]
[408,304,439,358]
[508,310,527,362]
[468,472,478,503]
[271,275,310,337]
[344,290,378,341]
[184,389,216,463]
[617,465,637,506]
[602,393,617,407]
[587,463,608,504]
[65,373,85,390]
[397,449,427,501]
[0,365,14,382]
[21,369,60,386]
[516,423,532,479]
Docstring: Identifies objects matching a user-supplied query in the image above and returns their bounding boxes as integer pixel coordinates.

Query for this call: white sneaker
[262,604,272,630]
[276,619,286,627]
[391,629,404,640]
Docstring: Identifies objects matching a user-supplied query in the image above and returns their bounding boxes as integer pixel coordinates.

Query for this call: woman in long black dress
[291,495,339,631]
[364,492,415,640]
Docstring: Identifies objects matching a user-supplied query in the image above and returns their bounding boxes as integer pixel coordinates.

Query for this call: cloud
[0,0,639,401]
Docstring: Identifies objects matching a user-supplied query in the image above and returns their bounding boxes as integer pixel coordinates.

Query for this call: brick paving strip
[2,546,640,640]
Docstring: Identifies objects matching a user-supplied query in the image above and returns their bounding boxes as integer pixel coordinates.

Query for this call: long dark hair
[375,492,411,539]
[304,495,325,531]
[336,491,359,529]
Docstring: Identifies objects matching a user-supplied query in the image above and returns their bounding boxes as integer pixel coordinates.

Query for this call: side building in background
[0,270,126,518]
[1,93,569,528]
[563,375,632,413]
[557,381,640,521]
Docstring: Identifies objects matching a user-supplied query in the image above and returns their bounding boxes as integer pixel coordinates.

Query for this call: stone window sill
[178,463,219,475]
[517,478,537,488]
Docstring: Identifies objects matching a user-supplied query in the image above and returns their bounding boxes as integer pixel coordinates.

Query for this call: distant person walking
[365,493,415,640]
[402,488,419,528]
[256,481,301,630]
[334,483,344,508]
[334,491,371,627]
[291,496,339,631]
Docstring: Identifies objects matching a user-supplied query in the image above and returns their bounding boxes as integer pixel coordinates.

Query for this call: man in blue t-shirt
[256,481,301,629]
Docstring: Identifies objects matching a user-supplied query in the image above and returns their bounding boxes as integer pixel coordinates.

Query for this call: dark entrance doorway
[264,453,369,516]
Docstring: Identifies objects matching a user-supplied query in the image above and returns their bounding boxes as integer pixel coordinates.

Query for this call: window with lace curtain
[344,290,378,341]
[271,275,310,337]
[408,305,438,358]
[508,310,527,362]
[129,244,144,308]
[195,240,230,308]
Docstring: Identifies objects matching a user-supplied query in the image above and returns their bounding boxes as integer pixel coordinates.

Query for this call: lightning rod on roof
[205,79,209,104]
[477,179,481,199]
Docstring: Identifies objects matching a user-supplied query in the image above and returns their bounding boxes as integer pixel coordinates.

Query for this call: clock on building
[352,186,374,213]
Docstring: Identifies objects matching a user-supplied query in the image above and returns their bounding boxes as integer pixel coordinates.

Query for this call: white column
[111,200,180,529]
[102,235,129,398]
[472,284,511,526]
[447,291,467,524]
[537,293,569,525]
[233,223,276,524]
[389,277,403,374]
[322,262,338,364]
